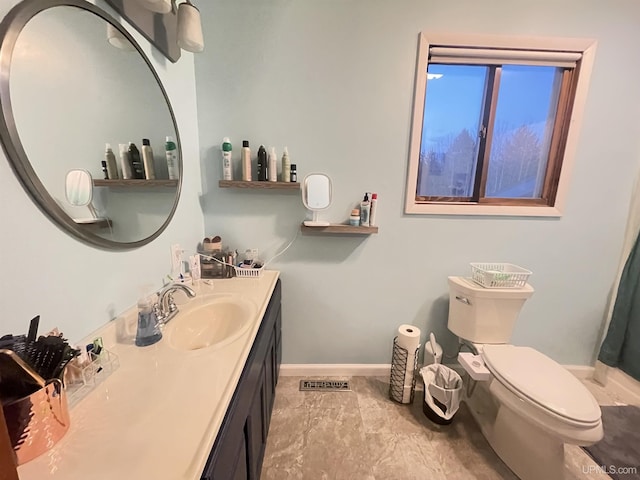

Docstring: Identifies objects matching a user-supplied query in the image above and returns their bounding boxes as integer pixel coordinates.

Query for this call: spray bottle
[222,137,232,181]
[104,143,118,179]
[241,140,252,181]
[165,136,179,180]
[281,146,291,183]
[268,147,278,182]
[141,139,156,180]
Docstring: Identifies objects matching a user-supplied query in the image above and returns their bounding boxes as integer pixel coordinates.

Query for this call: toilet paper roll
[397,324,421,403]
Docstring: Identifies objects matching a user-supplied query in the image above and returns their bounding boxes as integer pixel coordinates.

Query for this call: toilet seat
[481,345,601,427]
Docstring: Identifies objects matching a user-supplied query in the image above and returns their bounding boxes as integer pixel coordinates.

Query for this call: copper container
[2,379,69,465]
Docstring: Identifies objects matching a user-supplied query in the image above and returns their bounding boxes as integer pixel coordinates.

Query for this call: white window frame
[404,33,597,217]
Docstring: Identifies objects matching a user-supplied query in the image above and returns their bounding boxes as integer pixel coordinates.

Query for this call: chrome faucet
[154,283,196,324]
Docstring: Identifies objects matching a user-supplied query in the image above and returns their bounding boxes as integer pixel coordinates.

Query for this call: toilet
[448,276,603,480]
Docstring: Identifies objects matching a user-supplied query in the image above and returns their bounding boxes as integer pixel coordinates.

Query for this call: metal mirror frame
[0,0,183,250]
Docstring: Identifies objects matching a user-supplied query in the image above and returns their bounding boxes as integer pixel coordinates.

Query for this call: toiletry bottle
[350,209,360,226]
[128,142,145,179]
[101,160,109,179]
[290,163,297,182]
[241,140,252,181]
[141,138,156,180]
[119,143,133,179]
[257,145,267,181]
[281,146,291,183]
[135,296,162,347]
[222,137,233,181]
[360,192,370,227]
[165,136,179,180]
[104,143,118,180]
[369,193,378,226]
[268,147,278,182]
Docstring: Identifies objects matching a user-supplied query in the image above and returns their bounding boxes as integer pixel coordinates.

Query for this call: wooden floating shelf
[219,180,300,190]
[300,223,379,235]
[74,218,112,229]
[93,179,178,187]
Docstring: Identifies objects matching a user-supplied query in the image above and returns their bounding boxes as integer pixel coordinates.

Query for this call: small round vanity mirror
[0,0,182,249]
[302,173,332,226]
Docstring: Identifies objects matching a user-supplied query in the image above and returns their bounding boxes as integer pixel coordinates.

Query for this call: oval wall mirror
[0,0,182,249]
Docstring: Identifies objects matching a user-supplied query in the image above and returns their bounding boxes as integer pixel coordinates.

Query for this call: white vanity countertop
[18,271,280,480]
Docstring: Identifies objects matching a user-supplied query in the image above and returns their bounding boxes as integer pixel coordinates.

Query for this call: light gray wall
[0,0,204,342]
[195,0,640,365]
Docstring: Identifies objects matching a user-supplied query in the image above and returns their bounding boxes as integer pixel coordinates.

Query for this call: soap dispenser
[135,295,162,347]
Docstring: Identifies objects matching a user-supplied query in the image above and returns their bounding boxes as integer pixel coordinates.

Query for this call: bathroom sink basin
[166,296,256,351]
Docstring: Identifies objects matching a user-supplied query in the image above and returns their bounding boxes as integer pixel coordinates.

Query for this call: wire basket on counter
[233,264,264,278]
[470,263,532,288]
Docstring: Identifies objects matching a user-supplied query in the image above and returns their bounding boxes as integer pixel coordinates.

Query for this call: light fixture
[177,0,204,53]
[135,0,172,14]
[106,23,135,51]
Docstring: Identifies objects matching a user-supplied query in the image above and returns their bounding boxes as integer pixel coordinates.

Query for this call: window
[405,34,597,216]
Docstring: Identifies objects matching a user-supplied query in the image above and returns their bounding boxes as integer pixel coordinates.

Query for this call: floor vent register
[299,380,352,392]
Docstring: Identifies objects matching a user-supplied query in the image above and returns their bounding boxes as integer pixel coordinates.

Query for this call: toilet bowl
[447,276,603,480]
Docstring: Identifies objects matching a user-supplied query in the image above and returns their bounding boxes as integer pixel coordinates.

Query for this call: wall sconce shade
[106,23,135,51]
[177,1,204,53]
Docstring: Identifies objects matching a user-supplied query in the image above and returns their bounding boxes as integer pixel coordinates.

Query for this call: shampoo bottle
[128,142,145,179]
[165,136,179,180]
[222,137,233,181]
[281,146,291,183]
[119,143,133,179]
[257,145,267,181]
[268,147,278,182]
[360,192,370,227]
[369,193,378,226]
[104,143,118,180]
[141,138,156,180]
[241,140,252,181]
[135,295,162,347]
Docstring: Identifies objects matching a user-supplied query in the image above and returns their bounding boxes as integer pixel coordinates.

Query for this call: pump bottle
[360,192,371,227]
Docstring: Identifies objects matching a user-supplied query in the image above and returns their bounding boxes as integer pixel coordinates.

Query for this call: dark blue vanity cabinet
[201,280,282,480]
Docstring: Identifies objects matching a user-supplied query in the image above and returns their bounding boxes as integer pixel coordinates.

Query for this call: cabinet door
[202,424,248,480]
[247,363,268,480]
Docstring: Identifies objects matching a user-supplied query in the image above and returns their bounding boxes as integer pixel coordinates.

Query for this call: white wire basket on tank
[470,263,532,288]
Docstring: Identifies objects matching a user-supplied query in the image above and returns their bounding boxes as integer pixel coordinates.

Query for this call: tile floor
[261,376,640,480]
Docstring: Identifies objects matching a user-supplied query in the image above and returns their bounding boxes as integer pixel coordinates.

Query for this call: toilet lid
[482,345,601,425]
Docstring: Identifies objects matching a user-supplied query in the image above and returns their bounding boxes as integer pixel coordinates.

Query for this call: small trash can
[420,364,463,425]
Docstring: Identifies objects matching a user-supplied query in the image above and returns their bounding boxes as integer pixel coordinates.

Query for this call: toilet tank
[447,276,534,344]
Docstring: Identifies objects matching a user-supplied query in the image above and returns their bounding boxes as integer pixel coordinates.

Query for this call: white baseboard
[564,365,595,379]
[280,364,391,377]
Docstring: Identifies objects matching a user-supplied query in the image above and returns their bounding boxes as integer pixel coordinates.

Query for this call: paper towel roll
[397,324,421,403]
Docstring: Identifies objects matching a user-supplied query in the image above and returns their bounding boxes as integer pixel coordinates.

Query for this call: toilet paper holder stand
[389,336,419,404]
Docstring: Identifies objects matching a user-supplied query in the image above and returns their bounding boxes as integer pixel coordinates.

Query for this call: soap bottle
[165,136,179,180]
[135,296,162,347]
[281,146,291,183]
[257,145,267,181]
[241,140,251,181]
[360,193,370,227]
[104,143,118,180]
[222,137,233,181]
[141,139,156,180]
[119,143,133,179]
[128,142,145,179]
[268,147,278,182]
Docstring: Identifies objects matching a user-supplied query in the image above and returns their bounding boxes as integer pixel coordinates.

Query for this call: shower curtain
[598,166,640,382]
[598,232,640,381]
